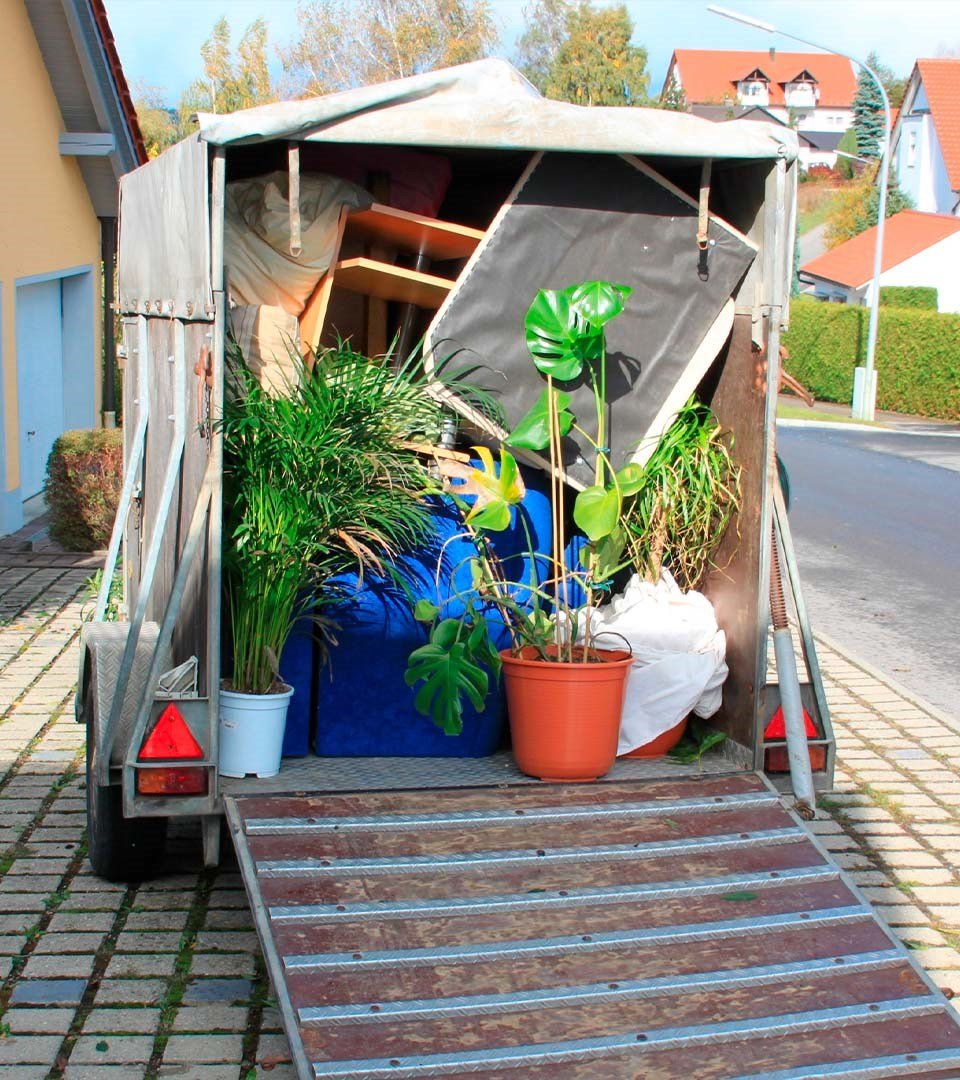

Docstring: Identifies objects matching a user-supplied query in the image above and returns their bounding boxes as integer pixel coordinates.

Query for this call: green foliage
[668,718,727,765]
[852,62,885,159]
[824,168,913,248]
[781,298,960,420]
[45,429,123,552]
[219,340,441,693]
[879,286,938,310]
[83,569,123,622]
[835,127,859,180]
[867,50,908,110]
[405,616,501,734]
[281,0,498,95]
[405,280,632,731]
[133,82,180,158]
[179,17,275,132]
[659,75,687,111]
[516,0,648,106]
[620,400,741,591]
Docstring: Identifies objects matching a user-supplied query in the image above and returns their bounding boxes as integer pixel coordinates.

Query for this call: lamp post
[707,5,890,421]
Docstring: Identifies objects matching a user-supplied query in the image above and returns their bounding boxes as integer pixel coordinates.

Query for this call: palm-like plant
[220,339,442,694]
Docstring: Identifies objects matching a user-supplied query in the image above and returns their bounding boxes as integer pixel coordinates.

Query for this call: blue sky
[104,0,960,104]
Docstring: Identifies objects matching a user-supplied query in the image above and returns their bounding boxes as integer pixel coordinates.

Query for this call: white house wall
[860,232,960,312]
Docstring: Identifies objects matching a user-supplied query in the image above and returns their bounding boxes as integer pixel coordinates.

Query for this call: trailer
[78,59,960,1077]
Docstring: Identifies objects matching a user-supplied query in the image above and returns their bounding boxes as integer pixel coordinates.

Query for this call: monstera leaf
[573,484,621,542]
[508,389,575,452]
[524,288,599,381]
[404,617,500,735]
[569,281,633,328]
[615,462,646,496]
[463,447,524,532]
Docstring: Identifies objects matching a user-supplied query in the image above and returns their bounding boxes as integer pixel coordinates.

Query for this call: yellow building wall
[0,0,103,498]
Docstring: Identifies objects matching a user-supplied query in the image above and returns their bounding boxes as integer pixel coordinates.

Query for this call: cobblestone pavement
[0,551,956,1076]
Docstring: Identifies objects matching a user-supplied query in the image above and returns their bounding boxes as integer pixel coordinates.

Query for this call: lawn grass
[798,195,839,235]
[777,403,881,426]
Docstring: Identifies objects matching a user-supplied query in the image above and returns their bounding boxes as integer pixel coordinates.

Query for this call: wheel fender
[80,622,168,787]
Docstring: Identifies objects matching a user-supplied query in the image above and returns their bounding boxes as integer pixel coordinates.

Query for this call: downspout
[100,216,117,429]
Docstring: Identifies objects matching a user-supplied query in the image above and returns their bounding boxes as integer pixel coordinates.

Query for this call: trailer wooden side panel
[226,774,960,1079]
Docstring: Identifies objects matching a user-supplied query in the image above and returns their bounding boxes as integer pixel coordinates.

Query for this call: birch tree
[280,0,499,97]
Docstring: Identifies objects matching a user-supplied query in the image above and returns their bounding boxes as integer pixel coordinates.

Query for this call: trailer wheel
[83,688,167,882]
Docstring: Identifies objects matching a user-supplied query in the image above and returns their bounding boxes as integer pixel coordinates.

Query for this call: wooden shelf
[346,203,484,262]
[332,257,453,309]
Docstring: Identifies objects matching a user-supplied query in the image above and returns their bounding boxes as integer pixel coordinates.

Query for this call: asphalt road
[776,420,960,721]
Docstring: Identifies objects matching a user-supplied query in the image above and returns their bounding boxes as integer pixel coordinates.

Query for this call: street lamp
[707,5,890,421]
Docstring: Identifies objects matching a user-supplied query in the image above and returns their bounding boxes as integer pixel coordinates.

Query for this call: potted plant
[407,281,643,781]
[217,339,441,778]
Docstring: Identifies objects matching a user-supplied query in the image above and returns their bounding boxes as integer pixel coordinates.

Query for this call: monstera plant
[406,281,640,782]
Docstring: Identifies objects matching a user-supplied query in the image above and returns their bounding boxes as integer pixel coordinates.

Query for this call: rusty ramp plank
[225,774,960,1079]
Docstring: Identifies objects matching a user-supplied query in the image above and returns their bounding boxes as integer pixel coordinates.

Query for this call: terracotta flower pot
[619,716,689,759]
[500,645,634,782]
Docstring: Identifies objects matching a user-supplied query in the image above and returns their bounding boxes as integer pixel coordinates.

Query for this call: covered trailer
[78,60,960,1078]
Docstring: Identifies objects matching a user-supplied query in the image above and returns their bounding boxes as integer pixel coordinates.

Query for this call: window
[908,130,917,168]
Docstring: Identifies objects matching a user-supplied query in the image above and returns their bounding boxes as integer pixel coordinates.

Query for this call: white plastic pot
[218,683,294,779]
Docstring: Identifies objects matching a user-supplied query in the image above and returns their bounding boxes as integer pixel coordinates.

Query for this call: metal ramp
[225,774,960,1079]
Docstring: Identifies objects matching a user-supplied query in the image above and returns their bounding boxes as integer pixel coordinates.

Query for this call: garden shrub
[879,286,938,310]
[45,429,123,551]
[783,298,960,420]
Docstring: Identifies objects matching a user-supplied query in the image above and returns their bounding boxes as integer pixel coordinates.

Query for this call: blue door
[16,280,65,499]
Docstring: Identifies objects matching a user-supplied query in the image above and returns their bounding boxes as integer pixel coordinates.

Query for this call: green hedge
[45,429,123,551]
[782,298,960,420]
[879,286,938,310]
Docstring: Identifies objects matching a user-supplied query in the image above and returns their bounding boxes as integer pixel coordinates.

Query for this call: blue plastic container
[278,626,315,757]
[314,468,552,757]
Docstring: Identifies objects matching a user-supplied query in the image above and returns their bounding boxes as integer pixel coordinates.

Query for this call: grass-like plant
[620,399,741,591]
[220,338,442,694]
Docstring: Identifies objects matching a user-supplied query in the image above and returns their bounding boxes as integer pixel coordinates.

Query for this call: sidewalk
[0,556,956,1075]
[777,392,960,435]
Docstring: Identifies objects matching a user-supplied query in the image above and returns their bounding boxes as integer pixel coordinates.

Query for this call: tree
[133,82,180,158]
[515,0,648,106]
[835,127,860,180]
[852,61,884,159]
[280,0,498,97]
[824,166,913,249]
[659,74,687,112]
[179,17,275,127]
[867,51,908,110]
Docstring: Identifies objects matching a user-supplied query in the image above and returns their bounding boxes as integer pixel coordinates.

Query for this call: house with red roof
[798,210,960,312]
[662,49,857,168]
[892,59,960,217]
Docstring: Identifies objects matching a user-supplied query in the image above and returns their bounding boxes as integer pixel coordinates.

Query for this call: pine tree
[852,61,885,159]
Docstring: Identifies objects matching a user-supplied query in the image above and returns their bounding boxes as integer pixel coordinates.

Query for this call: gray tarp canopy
[197,58,798,163]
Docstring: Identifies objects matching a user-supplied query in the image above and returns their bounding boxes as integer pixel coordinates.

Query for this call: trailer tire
[84,689,167,882]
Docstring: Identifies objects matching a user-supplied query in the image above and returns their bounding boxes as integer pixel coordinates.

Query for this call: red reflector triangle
[764,705,818,740]
[139,704,204,760]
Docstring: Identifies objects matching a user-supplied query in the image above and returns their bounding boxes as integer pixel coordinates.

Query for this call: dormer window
[737,68,770,104]
[784,70,819,108]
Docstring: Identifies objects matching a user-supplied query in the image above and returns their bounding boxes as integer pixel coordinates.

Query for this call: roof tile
[915,59,960,191]
[800,209,960,288]
[669,49,857,108]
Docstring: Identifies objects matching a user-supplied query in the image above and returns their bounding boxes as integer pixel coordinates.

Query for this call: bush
[805,165,843,183]
[782,298,960,419]
[879,286,938,310]
[45,429,123,551]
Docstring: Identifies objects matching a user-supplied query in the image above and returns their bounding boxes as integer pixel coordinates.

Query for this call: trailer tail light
[137,766,208,795]
[137,704,208,796]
